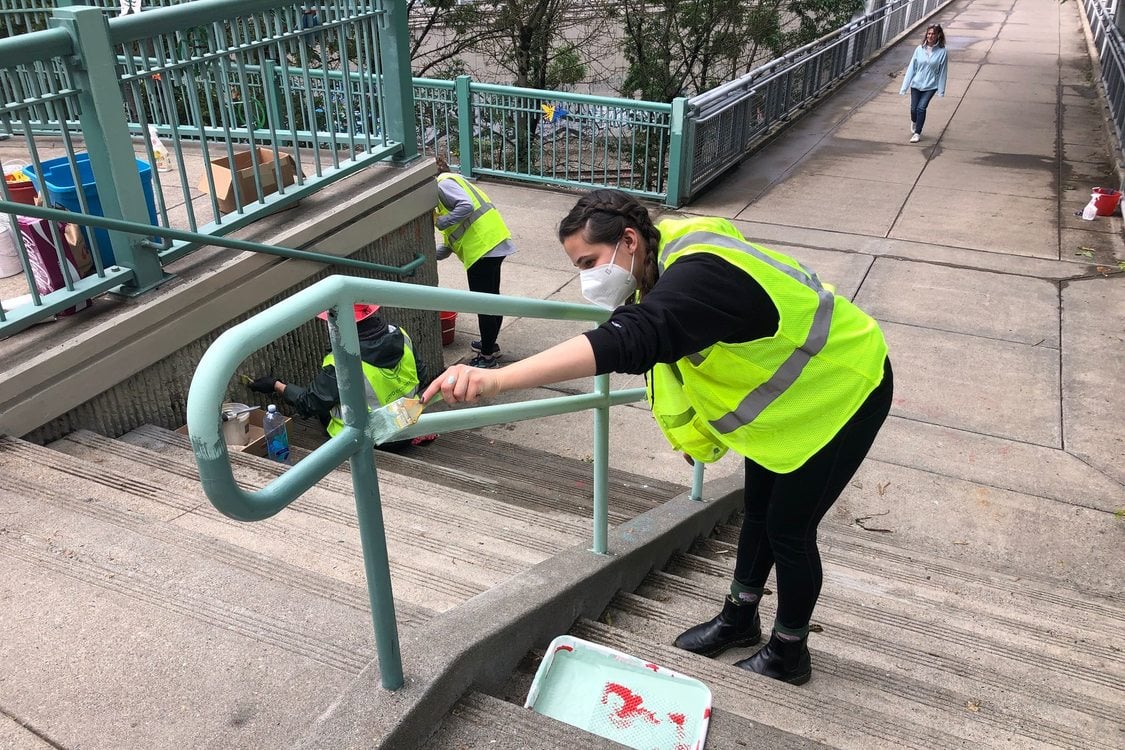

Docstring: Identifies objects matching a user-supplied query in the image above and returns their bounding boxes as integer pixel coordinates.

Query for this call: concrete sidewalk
[436,0,1125,593]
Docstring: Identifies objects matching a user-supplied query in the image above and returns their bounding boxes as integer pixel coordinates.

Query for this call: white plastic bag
[1082,195,1098,221]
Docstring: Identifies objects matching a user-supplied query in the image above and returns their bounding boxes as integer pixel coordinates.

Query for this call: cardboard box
[198,147,298,214]
[177,408,292,459]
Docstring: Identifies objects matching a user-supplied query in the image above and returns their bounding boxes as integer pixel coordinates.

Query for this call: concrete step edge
[13,478,435,629]
[668,550,1125,693]
[608,589,1120,750]
[4,435,488,605]
[126,424,591,545]
[57,430,562,578]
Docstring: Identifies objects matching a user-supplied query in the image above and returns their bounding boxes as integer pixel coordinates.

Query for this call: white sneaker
[910,133,920,143]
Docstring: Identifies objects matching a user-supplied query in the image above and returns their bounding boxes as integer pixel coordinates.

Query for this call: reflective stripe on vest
[444,179,495,243]
[660,230,835,435]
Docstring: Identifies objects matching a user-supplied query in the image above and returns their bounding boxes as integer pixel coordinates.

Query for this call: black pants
[734,359,893,630]
[465,256,504,355]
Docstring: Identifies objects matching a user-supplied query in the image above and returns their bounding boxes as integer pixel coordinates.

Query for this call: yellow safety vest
[647,217,888,473]
[323,330,421,438]
[435,173,512,269]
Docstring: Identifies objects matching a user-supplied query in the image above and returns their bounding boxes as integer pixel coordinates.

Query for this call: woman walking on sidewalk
[421,189,894,685]
[900,24,948,143]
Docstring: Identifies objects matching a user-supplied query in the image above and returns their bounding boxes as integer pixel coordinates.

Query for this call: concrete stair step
[665,549,1125,728]
[712,521,1125,642]
[643,568,1123,734]
[126,424,593,545]
[693,528,1125,669]
[420,691,629,750]
[402,428,683,520]
[13,468,433,629]
[570,618,967,750]
[0,485,380,749]
[50,430,571,612]
[611,584,1119,750]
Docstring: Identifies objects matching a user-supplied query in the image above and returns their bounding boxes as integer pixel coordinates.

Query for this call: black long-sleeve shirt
[583,253,780,374]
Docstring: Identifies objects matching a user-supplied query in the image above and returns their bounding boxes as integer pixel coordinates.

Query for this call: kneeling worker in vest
[247,303,435,451]
[422,189,893,685]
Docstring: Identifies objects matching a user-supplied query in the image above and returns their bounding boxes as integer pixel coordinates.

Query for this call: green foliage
[547,44,587,90]
[620,0,816,102]
[783,0,865,48]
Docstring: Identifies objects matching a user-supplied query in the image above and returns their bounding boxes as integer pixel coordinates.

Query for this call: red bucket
[439,311,457,346]
[4,172,37,205]
[1092,187,1121,216]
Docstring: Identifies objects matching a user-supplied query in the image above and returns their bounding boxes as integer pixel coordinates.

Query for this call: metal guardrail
[1083,0,1125,177]
[187,273,703,689]
[0,0,950,336]
[0,198,426,333]
[0,0,416,335]
[414,76,684,202]
[682,0,951,202]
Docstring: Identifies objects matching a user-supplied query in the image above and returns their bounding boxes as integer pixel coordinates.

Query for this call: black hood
[357,315,406,369]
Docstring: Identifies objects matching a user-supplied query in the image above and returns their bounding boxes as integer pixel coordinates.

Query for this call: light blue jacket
[899,45,948,96]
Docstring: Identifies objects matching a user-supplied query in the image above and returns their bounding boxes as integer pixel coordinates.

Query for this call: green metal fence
[0,0,416,336]
[0,0,948,337]
[185,272,691,690]
[414,75,685,202]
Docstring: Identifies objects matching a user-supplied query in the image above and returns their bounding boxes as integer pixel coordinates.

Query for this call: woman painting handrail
[421,189,893,685]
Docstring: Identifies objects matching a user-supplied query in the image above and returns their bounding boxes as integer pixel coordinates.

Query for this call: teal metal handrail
[0,199,426,336]
[186,273,683,689]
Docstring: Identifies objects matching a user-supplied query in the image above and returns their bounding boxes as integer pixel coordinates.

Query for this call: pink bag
[18,216,90,316]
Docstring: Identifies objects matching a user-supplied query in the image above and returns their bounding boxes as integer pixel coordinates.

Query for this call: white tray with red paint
[524,635,712,750]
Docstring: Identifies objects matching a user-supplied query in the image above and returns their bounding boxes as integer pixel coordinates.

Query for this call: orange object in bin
[1091,187,1121,216]
[440,311,457,346]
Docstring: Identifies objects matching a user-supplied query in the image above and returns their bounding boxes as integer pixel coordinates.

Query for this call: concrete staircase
[0,425,682,748]
[3,423,1123,748]
[487,518,1125,749]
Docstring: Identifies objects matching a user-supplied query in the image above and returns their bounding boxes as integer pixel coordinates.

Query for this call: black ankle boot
[734,631,812,685]
[673,596,761,657]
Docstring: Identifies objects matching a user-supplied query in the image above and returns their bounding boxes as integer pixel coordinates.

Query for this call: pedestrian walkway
[440,0,1125,594]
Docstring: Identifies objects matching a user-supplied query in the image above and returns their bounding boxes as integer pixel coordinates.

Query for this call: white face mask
[579,242,637,309]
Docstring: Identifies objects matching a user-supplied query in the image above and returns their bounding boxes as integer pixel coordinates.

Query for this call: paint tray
[524,635,712,750]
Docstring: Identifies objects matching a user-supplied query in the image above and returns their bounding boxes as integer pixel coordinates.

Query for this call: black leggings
[465,256,505,355]
[734,359,893,630]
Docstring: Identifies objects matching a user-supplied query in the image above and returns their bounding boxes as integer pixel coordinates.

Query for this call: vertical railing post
[51,6,168,294]
[262,60,284,129]
[377,0,417,162]
[329,304,404,690]
[664,96,689,208]
[690,460,705,501]
[455,75,474,178]
[591,373,610,555]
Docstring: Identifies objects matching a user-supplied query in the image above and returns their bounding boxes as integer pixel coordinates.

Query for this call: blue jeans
[910,87,937,135]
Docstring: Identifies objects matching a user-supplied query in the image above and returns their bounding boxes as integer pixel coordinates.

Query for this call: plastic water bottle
[147,124,172,172]
[263,404,290,462]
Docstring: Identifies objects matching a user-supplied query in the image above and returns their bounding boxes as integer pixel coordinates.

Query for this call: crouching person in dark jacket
[248,303,436,451]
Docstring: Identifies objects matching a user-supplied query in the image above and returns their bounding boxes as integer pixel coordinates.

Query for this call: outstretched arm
[422,335,597,405]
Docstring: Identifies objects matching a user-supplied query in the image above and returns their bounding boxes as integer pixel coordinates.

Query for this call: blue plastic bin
[23,152,158,268]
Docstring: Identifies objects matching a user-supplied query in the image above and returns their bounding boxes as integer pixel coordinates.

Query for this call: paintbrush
[370,391,443,445]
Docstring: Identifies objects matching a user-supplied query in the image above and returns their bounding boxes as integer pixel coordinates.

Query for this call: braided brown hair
[557,189,662,296]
